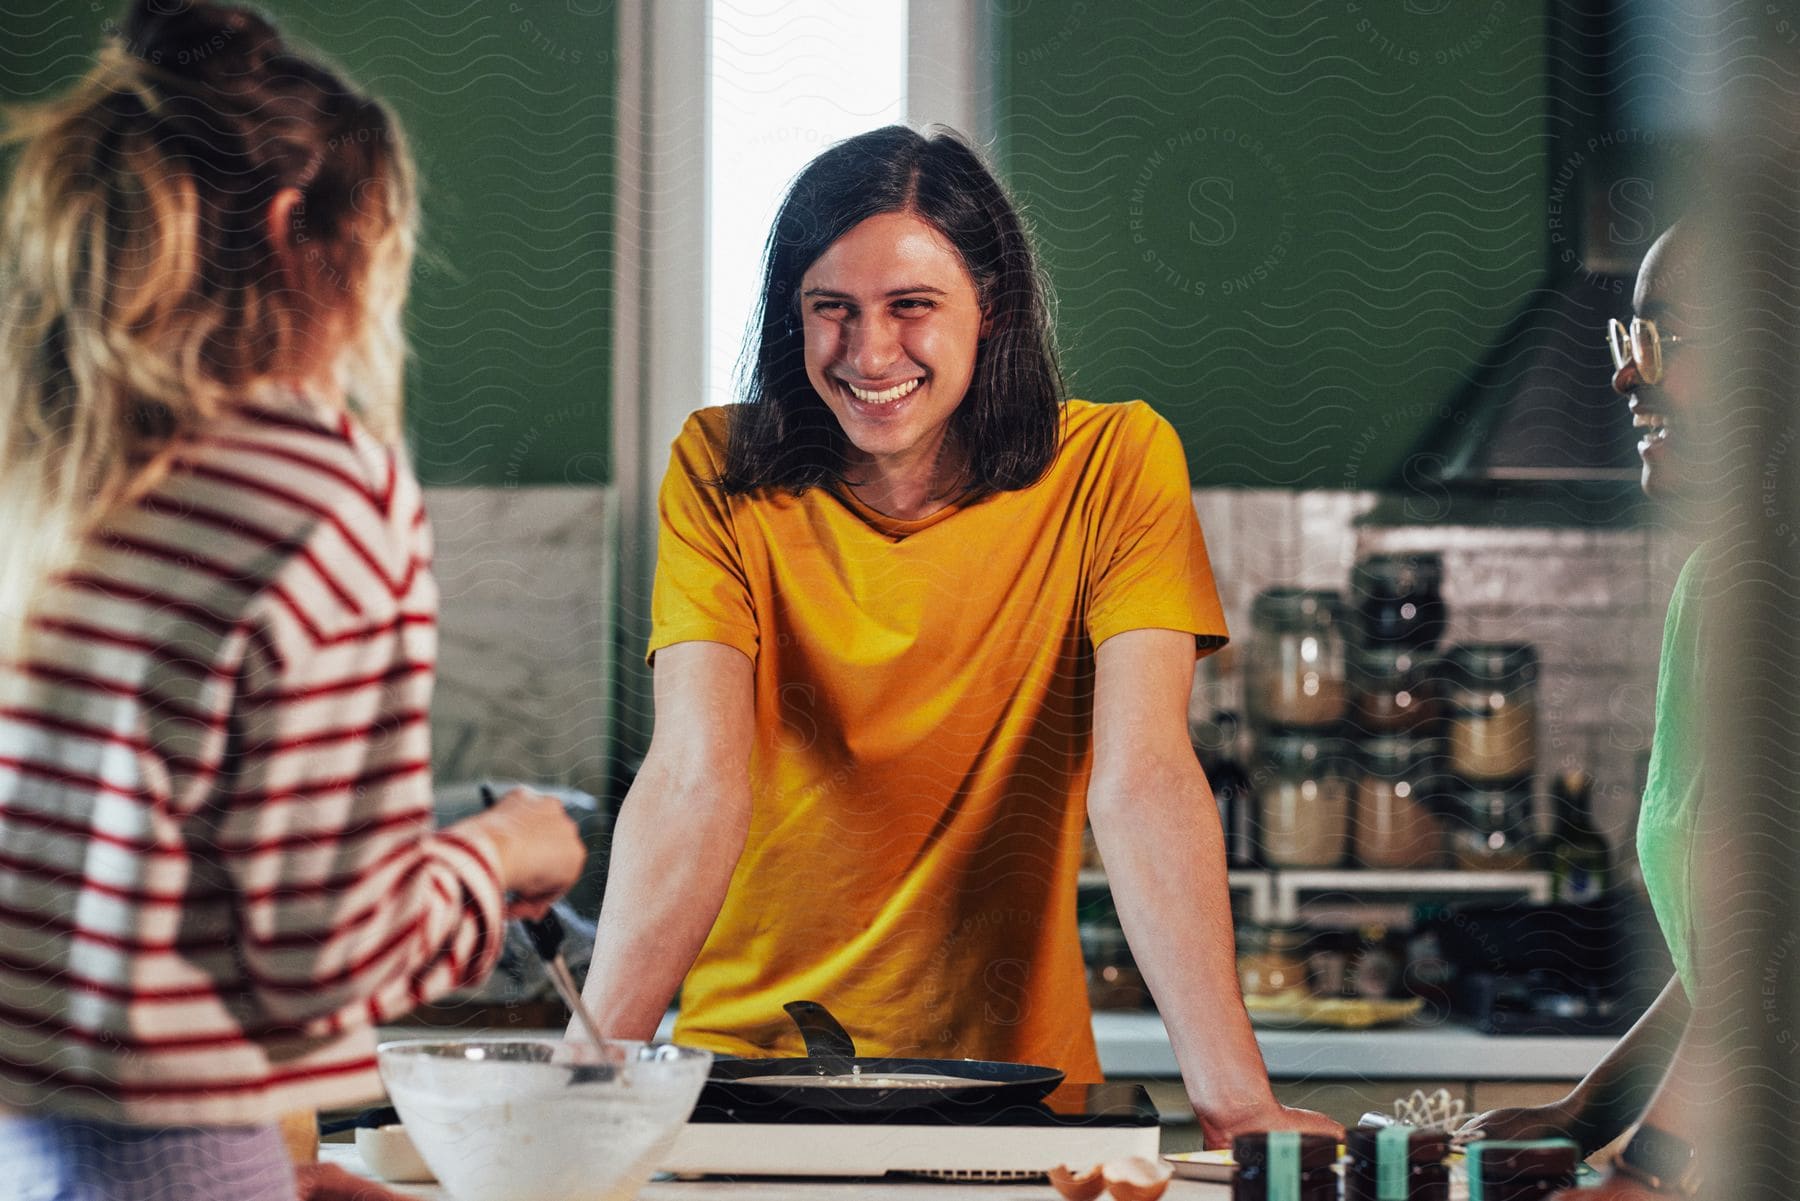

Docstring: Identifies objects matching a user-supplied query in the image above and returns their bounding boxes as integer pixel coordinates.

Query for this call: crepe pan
[699,1000,1065,1117]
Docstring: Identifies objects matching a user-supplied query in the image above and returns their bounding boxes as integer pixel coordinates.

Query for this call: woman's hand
[459,788,586,919]
[293,1162,416,1201]
[1456,1096,1580,1145]
[1199,1100,1344,1149]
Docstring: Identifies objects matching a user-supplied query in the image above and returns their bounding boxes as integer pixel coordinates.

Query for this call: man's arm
[574,640,756,1039]
[1548,1009,1708,1200]
[1087,627,1341,1147]
[1461,974,1689,1153]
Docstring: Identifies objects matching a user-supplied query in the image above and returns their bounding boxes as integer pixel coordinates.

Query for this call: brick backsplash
[1190,488,1700,870]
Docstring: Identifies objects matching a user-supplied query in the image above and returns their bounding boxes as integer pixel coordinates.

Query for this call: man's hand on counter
[1457,1098,1579,1145]
[1198,1098,1344,1149]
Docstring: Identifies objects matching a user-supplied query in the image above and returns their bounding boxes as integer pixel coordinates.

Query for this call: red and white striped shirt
[0,392,504,1125]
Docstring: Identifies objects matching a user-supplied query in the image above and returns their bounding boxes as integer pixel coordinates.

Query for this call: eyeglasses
[1606,316,1684,386]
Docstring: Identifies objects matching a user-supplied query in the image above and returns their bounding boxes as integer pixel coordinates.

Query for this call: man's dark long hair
[718,125,1064,497]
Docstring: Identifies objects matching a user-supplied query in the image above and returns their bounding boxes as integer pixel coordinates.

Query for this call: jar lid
[1358,735,1448,776]
[1347,644,1433,681]
[1251,587,1345,631]
[1467,1139,1580,1181]
[1445,643,1538,684]
[1231,1131,1340,1171]
[1346,1124,1452,1164]
[1352,552,1443,597]
[1258,730,1349,771]
[1444,778,1534,803]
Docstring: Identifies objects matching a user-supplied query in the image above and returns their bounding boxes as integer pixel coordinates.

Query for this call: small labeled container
[1353,735,1447,870]
[1348,645,1441,736]
[1255,732,1351,868]
[1444,644,1538,784]
[1231,1131,1339,1201]
[1246,589,1349,730]
[1345,1124,1451,1201]
[1351,552,1447,648]
[1346,924,1401,999]
[1445,780,1536,871]
[1464,1139,1579,1199]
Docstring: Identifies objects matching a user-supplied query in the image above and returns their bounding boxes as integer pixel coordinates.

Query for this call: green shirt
[1637,546,1709,1000]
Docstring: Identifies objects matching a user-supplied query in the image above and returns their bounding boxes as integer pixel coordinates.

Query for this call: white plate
[1162,1149,1234,1183]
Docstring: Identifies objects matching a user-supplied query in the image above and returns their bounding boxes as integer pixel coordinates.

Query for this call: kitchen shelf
[1078,868,1551,926]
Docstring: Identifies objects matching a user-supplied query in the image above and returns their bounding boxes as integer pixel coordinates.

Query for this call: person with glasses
[1456,225,1711,1199]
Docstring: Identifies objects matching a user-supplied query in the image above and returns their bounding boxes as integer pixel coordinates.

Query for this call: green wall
[994,0,1549,489]
[0,1,616,487]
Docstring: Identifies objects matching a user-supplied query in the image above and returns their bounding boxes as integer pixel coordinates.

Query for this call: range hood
[1414,271,1640,486]
[1412,0,1664,493]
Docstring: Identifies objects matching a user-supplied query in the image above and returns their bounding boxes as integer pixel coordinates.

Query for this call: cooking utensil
[477,783,605,1047]
[700,998,1065,1116]
[780,999,856,1075]
[316,1105,399,1137]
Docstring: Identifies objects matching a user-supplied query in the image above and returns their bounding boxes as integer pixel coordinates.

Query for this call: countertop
[340,1016,1593,1198]
[1090,1011,1616,1081]
[320,1144,1231,1199]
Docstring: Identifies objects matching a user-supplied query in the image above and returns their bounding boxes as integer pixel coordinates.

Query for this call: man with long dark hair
[578,126,1339,1144]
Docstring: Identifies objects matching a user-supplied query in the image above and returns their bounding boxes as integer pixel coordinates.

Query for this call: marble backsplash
[426,486,617,798]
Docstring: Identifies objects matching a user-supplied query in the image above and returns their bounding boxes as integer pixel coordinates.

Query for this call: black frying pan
[699,1000,1065,1117]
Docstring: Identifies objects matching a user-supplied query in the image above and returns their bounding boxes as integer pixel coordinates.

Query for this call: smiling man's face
[800,210,984,490]
[1613,226,1705,500]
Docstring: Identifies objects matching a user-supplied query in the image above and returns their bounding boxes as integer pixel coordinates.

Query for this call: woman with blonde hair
[0,3,583,1197]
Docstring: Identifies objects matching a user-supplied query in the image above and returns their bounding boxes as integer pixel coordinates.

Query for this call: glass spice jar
[1345,1125,1450,1201]
[1351,552,1447,649]
[1079,921,1149,1010]
[1444,644,1538,784]
[1254,732,1352,868]
[1231,1132,1340,1201]
[1353,735,1447,870]
[1236,926,1310,997]
[1464,1139,1579,1199]
[1348,645,1441,737]
[1444,780,1536,871]
[1246,588,1349,730]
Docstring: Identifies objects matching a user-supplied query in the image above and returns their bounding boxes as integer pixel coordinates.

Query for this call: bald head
[1633,222,1708,330]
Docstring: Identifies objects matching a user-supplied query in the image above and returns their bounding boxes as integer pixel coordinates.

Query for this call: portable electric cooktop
[661,1081,1162,1180]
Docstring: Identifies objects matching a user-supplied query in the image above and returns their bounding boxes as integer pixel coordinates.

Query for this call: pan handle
[782,1000,857,1071]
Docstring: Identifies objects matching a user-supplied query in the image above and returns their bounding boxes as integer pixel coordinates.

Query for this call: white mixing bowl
[377,1038,713,1201]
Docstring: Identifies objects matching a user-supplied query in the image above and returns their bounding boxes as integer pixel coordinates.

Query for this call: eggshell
[1047,1162,1107,1201]
[1101,1154,1174,1201]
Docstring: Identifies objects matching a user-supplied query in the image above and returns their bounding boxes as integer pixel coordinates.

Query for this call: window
[706,0,909,408]
[611,0,979,763]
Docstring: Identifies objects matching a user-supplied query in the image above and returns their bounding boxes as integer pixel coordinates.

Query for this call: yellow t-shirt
[650,399,1227,1080]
